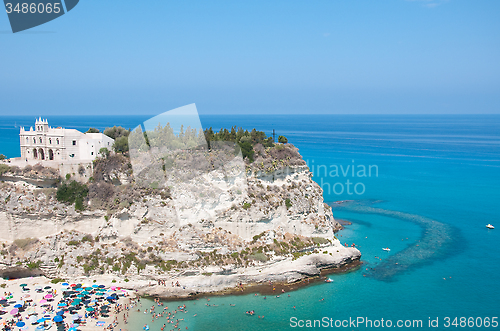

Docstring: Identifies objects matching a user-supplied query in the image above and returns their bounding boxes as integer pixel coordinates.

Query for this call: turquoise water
[1,115,499,330]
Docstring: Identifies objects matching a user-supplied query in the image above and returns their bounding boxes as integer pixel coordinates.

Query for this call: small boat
[325,278,334,283]
[382,248,390,251]
[486,224,494,229]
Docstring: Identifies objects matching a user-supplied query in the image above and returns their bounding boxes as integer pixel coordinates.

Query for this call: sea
[1,114,499,330]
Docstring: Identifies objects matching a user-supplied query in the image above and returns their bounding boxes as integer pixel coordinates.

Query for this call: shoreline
[165,259,362,301]
[138,255,362,302]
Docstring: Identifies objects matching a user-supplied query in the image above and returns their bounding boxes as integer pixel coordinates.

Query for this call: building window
[70,154,75,158]
[73,140,76,146]
[91,152,94,156]
[49,138,52,144]
[33,138,36,143]
[39,138,42,143]
[26,137,28,144]
[57,138,59,145]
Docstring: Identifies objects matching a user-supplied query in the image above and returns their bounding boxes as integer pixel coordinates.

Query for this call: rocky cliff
[0,142,360,291]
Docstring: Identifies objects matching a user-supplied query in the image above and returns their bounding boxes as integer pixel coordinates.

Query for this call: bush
[312,237,329,245]
[113,136,129,154]
[56,180,89,211]
[0,154,6,160]
[98,148,110,158]
[51,278,66,284]
[0,164,10,176]
[86,128,100,133]
[285,198,292,209]
[104,126,130,140]
[278,136,288,144]
[27,261,42,269]
[249,253,268,262]
[13,238,38,250]
[238,141,254,162]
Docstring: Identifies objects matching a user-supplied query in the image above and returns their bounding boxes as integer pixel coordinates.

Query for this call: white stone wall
[19,118,114,162]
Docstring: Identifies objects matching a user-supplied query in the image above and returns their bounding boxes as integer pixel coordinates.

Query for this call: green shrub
[13,238,38,250]
[312,237,329,245]
[238,141,254,162]
[0,164,10,175]
[278,136,288,144]
[27,261,42,269]
[56,180,88,211]
[51,278,65,284]
[249,253,268,262]
[285,198,292,209]
[113,136,129,154]
[242,202,251,210]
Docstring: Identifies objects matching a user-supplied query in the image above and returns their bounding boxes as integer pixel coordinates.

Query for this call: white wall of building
[19,118,115,162]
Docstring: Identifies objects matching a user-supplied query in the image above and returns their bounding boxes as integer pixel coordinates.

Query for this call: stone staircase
[38,263,58,279]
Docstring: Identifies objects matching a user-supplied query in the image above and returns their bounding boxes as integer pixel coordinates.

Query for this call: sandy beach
[0,276,133,331]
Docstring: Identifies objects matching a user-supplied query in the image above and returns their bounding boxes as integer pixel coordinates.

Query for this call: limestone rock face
[0,146,358,286]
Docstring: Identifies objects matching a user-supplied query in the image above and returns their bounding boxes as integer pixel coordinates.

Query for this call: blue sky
[0,0,499,115]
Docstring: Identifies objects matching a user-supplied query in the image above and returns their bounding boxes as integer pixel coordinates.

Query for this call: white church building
[19,118,114,162]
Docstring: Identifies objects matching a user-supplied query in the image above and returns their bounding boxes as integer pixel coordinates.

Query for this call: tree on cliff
[104,126,130,140]
[278,135,288,144]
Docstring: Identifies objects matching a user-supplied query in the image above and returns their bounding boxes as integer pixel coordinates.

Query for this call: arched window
[39,137,42,143]
[49,138,52,144]
[26,137,28,143]
[33,138,36,143]
[57,138,60,145]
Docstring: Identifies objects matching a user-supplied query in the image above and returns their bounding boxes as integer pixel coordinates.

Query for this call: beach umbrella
[37,318,46,323]
[75,284,82,288]
[57,303,67,307]
[98,285,105,288]
[44,286,51,290]
[29,315,38,324]
[20,284,27,287]
[53,316,63,323]
[44,295,52,299]
[16,321,25,327]
[10,309,18,315]
[85,307,94,312]
[76,294,84,298]
[71,315,80,321]
[68,328,77,331]
[35,326,45,331]
[61,283,69,286]
[39,300,47,304]
[85,287,92,291]
[56,311,64,316]
[92,285,98,288]
[14,304,22,308]
[70,284,76,287]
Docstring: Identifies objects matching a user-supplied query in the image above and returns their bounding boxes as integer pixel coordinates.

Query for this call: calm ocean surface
[1,115,499,330]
